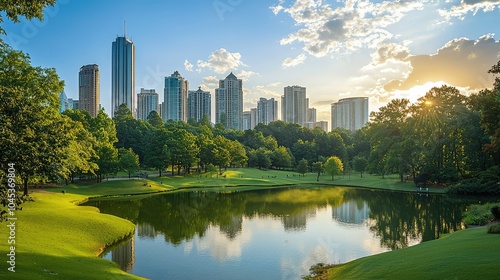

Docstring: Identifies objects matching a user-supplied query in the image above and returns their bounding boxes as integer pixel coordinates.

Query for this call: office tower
[68,98,79,110]
[307,108,317,123]
[163,71,188,122]
[215,72,243,130]
[315,121,328,132]
[242,108,257,130]
[137,88,159,121]
[331,97,369,132]
[257,97,278,125]
[112,36,135,118]
[79,64,100,117]
[187,86,211,122]
[281,86,307,126]
[59,91,68,113]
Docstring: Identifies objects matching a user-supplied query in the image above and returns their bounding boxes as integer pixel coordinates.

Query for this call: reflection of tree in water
[85,187,468,251]
[342,189,467,250]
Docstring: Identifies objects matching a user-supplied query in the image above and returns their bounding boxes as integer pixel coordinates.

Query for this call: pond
[84,186,470,280]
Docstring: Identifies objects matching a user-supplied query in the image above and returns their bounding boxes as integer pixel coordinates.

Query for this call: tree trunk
[23,176,29,196]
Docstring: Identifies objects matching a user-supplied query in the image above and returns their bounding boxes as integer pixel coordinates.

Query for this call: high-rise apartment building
[59,91,68,113]
[215,72,243,130]
[187,86,211,122]
[257,97,278,125]
[112,36,135,118]
[242,108,257,130]
[282,86,307,126]
[164,71,188,122]
[331,97,369,132]
[68,98,79,110]
[79,64,100,117]
[137,88,159,121]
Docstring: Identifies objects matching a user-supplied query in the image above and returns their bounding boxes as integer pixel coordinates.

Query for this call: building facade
[59,91,68,113]
[331,97,369,132]
[137,88,159,121]
[79,64,100,117]
[242,108,257,130]
[164,71,188,122]
[281,86,307,126]
[187,86,211,122]
[215,72,243,130]
[257,97,278,125]
[112,36,135,118]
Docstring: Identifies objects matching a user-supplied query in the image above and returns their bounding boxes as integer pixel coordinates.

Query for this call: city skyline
[2,1,499,122]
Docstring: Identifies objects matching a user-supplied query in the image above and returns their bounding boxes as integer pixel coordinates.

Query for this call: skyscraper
[112,36,135,118]
[215,72,243,130]
[164,71,188,122]
[331,97,369,132]
[59,91,68,113]
[79,64,100,117]
[137,88,159,121]
[257,97,278,125]
[242,108,257,130]
[187,86,211,122]
[281,86,307,126]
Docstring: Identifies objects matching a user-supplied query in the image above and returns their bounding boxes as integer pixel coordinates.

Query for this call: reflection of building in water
[111,236,135,273]
[220,215,243,239]
[282,207,317,232]
[332,200,370,225]
[137,222,157,238]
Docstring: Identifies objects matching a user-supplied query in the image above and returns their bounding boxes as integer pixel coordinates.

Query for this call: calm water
[85,186,469,280]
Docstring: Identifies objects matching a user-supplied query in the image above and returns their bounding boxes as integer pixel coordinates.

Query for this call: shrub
[492,206,500,221]
[463,203,500,226]
[487,222,500,234]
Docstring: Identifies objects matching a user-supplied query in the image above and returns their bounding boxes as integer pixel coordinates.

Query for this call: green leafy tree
[0,43,66,195]
[271,146,292,169]
[255,148,272,170]
[118,148,140,178]
[90,109,119,182]
[312,161,323,181]
[324,156,344,180]
[297,158,308,176]
[147,110,164,128]
[144,128,171,176]
[353,156,368,178]
[0,0,56,36]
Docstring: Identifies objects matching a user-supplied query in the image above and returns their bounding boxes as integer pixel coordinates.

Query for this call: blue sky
[2,0,500,123]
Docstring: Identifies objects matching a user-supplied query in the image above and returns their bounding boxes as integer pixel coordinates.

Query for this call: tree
[0,43,66,195]
[324,156,344,180]
[0,0,56,36]
[271,146,292,169]
[90,109,119,182]
[297,159,308,176]
[312,162,323,181]
[255,148,272,170]
[147,110,164,128]
[118,148,140,179]
[353,156,368,178]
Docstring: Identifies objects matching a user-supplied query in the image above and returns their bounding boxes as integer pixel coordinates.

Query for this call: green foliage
[353,156,368,177]
[147,110,163,128]
[297,158,308,176]
[487,222,500,234]
[462,203,500,226]
[118,148,140,178]
[0,0,56,36]
[324,156,344,180]
[312,161,322,181]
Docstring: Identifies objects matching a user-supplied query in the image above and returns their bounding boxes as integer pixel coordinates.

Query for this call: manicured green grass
[327,227,500,279]
[0,192,143,279]
[0,168,447,279]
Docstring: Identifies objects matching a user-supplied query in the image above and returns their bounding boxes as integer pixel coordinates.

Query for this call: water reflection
[86,187,471,279]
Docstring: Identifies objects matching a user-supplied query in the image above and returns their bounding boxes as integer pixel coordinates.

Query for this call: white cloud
[196,48,247,74]
[438,0,500,21]
[275,0,426,58]
[282,53,307,68]
[236,70,258,81]
[201,75,219,89]
[184,59,194,72]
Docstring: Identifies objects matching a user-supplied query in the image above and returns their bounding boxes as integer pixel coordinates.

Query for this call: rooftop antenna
[124,20,126,37]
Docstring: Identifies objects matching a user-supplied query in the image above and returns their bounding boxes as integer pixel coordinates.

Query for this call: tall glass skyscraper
[112,36,135,118]
[257,97,278,125]
[281,85,307,126]
[137,88,159,121]
[215,72,243,130]
[79,64,100,117]
[164,71,188,122]
[187,86,211,122]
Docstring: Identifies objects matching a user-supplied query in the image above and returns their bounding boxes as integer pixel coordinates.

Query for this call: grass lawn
[327,227,500,279]
[0,168,451,279]
[0,192,143,280]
